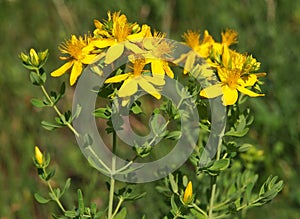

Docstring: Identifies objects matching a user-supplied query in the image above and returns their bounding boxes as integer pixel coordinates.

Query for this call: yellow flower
[183,181,193,204]
[51,35,97,86]
[105,58,165,106]
[210,29,238,61]
[142,31,175,78]
[221,29,238,46]
[200,47,265,106]
[175,30,214,74]
[91,12,150,64]
[34,146,43,166]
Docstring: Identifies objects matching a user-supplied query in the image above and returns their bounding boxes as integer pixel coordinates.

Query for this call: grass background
[1,0,300,218]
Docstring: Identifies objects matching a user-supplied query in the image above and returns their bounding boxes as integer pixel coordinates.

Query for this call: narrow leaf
[34,193,51,204]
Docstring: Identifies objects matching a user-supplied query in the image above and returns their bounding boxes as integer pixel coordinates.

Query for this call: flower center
[60,36,88,60]
[224,70,240,89]
[132,59,146,77]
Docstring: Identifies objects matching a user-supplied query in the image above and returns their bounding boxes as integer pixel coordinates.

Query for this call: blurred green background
[1,0,300,218]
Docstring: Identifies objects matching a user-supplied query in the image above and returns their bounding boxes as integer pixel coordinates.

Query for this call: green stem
[208,104,226,219]
[111,197,124,218]
[39,82,80,138]
[86,146,111,173]
[47,181,66,212]
[192,203,208,217]
[208,140,222,217]
[42,167,66,212]
[108,131,117,219]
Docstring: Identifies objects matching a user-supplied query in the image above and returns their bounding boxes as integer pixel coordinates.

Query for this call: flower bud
[132,23,140,33]
[34,146,43,165]
[183,181,193,204]
[19,48,49,70]
[30,48,40,67]
[19,52,29,63]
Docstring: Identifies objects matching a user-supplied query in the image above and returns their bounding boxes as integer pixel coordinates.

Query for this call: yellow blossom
[34,146,43,165]
[175,30,214,74]
[91,12,150,64]
[183,181,193,204]
[105,58,165,106]
[142,31,175,78]
[210,29,238,60]
[200,46,265,106]
[51,35,97,86]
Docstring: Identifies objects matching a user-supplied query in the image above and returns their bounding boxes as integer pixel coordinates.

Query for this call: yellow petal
[92,38,115,48]
[239,74,257,87]
[127,24,151,40]
[70,61,83,86]
[137,78,161,99]
[163,62,174,78]
[184,53,195,74]
[94,19,103,30]
[200,84,223,98]
[105,43,125,64]
[237,86,264,97]
[105,73,131,83]
[51,61,73,77]
[118,79,138,97]
[82,54,98,64]
[151,59,165,75]
[222,86,238,106]
[124,41,144,54]
[221,45,231,68]
[143,75,165,86]
[217,68,227,83]
[173,53,187,65]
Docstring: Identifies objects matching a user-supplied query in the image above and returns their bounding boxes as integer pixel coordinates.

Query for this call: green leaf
[77,189,84,215]
[114,207,127,219]
[54,188,61,199]
[125,192,147,201]
[94,107,111,119]
[133,143,152,158]
[34,193,51,204]
[62,178,71,195]
[225,128,249,137]
[131,104,143,114]
[64,210,77,217]
[29,71,44,86]
[45,168,56,181]
[170,195,178,211]
[31,98,46,108]
[169,174,178,193]
[238,143,253,152]
[182,175,189,187]
[165,131,182,140]
[40,70,47,83]
[41,120,62,130]
[72,104,82,121]
[60,82,66,96]
[190,208,206,218]
[208,158,230,172]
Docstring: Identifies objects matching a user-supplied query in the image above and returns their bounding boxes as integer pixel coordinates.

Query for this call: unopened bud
[34,146,43,165]
[183,181,193,204]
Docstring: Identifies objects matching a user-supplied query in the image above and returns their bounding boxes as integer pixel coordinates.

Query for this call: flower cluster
[180,29,266,105]
[50,11,265,106]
